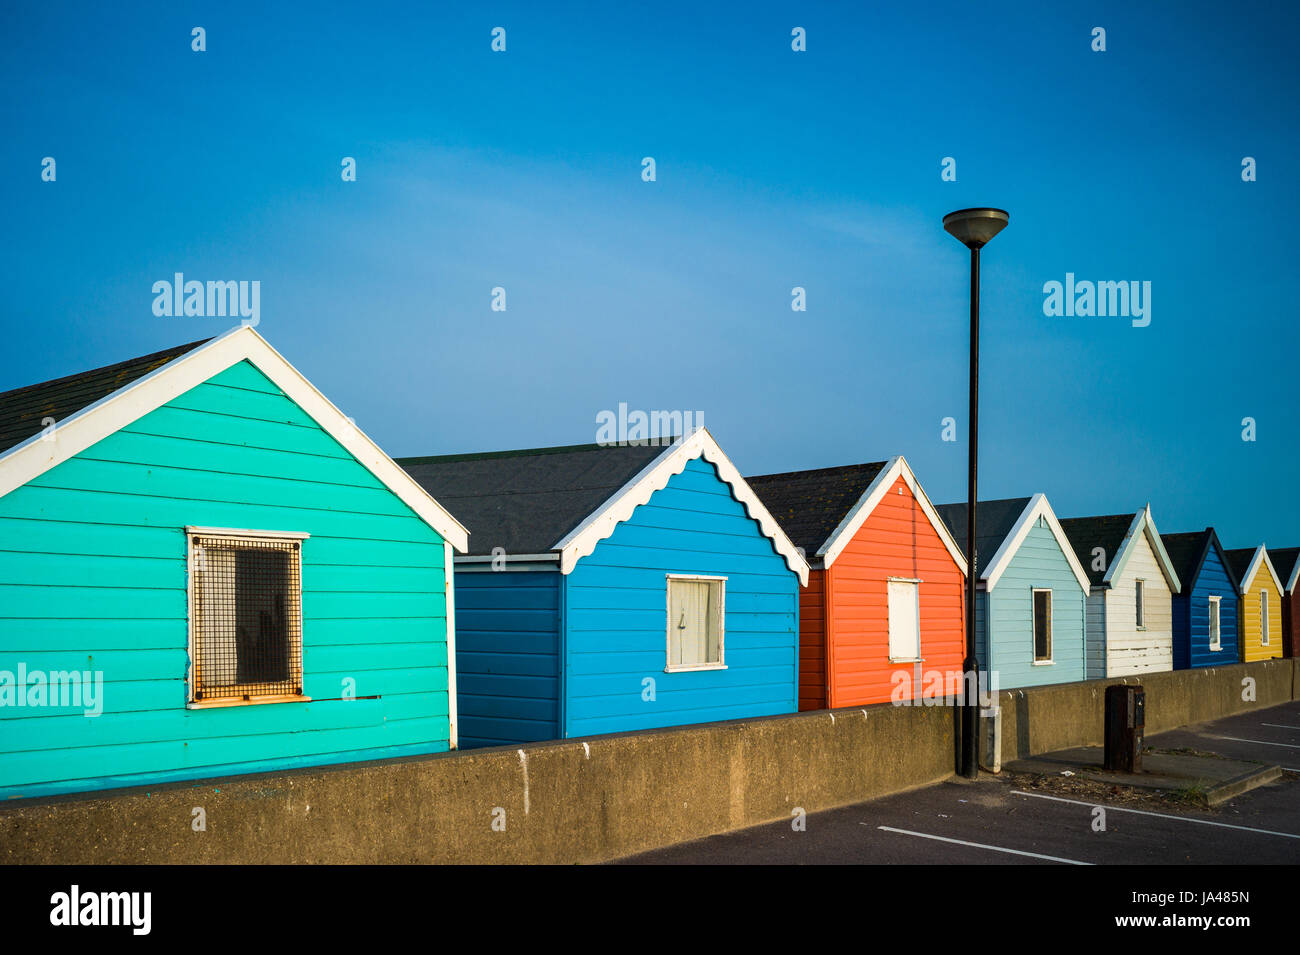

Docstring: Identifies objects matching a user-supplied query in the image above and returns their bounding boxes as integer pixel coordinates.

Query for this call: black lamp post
[943,207,1009,779]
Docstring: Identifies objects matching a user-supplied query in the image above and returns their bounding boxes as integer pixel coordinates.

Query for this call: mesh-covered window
[190,532,304,702]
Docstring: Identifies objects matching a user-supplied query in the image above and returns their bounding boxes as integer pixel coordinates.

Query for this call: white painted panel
[1104,531,1174,676]
[888,579,920,661]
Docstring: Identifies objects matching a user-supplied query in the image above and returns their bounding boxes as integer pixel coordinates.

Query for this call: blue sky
[2,0,1298,547]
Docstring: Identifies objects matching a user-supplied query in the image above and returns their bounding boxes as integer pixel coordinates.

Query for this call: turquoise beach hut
[0,326,468,799]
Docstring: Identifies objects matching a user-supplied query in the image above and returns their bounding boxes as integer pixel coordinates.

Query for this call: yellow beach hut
[1225,545,1285,662]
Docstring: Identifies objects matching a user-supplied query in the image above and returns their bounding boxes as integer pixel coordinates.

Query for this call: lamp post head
[943,207,1009,250]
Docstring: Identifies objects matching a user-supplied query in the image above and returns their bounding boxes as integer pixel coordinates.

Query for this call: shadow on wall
[997,658,1295,761]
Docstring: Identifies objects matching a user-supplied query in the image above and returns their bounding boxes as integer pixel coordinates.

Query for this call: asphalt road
[615,701,1300,865]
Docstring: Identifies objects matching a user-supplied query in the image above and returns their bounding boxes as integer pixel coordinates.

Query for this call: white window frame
[185,526,311,708]
[1208,595,1222,651]
[1135,578,1146,630]
[1031,588,1054,664]
[886,576,923,664]
[1261,590,1270,646]
[664,574,727,673]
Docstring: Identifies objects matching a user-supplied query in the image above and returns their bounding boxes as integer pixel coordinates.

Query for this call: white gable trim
[982,494,1091,594]
[817,455,968,575]
[444,539,459,749]
[1262,549,1284,596]
[1237,545,1284,596]
[0,325,469,552]
[552,428,810,585]
[1104,504,1180,593]
[1286,557,1300,596]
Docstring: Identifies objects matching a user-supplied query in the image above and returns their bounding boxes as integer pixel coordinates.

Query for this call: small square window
[188,528,307,704]
[666,576,725,671]
[1033,589,1052,662]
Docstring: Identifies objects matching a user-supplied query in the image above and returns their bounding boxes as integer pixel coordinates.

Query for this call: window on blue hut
[1032,589,1052,663]
[187,527,308,706]
[1208,596,1221,651]
[666,575,725,671]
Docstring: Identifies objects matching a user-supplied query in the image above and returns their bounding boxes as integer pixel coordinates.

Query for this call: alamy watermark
[890,664,1000,711]
[1043,273,1150,327]
[0,663,103,716]
[595,403,702,447]
[152,273,260,326]
[50,885,150,935]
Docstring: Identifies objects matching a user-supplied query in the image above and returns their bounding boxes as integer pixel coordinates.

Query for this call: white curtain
[670,580,719,666]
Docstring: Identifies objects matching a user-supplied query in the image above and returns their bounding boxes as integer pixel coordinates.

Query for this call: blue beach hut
[935,495,1091,688]
[399,429,809,748]
[1160,529,1240,669]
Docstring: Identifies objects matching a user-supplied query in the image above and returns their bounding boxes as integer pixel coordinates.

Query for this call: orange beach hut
[747,456,968,709]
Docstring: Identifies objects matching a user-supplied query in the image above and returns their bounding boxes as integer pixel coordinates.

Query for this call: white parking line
[1214,735,1300,750]
[1011,791,1300,839]
[1260,723,1300,731]
[873,825,1093,864]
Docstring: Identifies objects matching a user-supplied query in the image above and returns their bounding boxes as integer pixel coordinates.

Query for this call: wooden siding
[985,517,1088,687]
[454,569,561,748]
[1240,566,1284,662]
[563,457,799,738]
[1285,591,1298,658]
[974,591,989,677]
[1103,532,1173,676]
[1171,544,1239,669]
[826,475,965,707]
[0,360,450,799]
[1084,590,1107,679]
[797,568,827,710]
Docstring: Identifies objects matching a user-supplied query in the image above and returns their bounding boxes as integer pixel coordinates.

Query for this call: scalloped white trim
[0,325,469,552]
[817,455,968,575]
[553,428,810,585]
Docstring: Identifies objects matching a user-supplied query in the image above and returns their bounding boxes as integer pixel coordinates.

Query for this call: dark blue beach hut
[1161,528,1240,668]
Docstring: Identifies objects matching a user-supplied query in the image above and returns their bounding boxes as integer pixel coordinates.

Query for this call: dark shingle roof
[744,462,888,557]
[396,441,671,556]
[1160,530,1212,590]
[1224,547,1262,588]
[1058,512,1140,587]
[934,497,1033,578]
[0,339,210,455]
[1268,547,1300,592]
